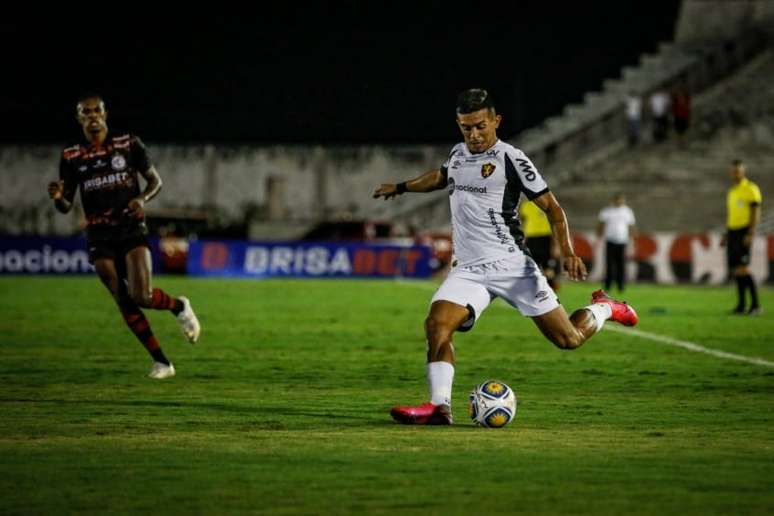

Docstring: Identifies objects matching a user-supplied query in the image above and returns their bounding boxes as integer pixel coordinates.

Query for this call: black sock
[735,277,746,311]
[171,299,184,316]
[150,348,171,365]
[745,275,759,309]
[120,301,171,365]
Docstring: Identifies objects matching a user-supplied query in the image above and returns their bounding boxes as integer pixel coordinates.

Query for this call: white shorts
[431,256,559,330]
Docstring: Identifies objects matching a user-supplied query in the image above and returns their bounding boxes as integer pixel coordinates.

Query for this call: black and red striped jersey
[59,133,152,231]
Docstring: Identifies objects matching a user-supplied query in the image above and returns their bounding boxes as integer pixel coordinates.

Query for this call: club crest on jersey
[111,155,127,171]
[481,163,496,178]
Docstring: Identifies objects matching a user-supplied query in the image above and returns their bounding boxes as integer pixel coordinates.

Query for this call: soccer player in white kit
[373,89,638,425]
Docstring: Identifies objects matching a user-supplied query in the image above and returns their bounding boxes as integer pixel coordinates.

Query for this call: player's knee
[424,315,454,340]
[550,330,583,350]
[97,272,118,293]
[129,287,152,307]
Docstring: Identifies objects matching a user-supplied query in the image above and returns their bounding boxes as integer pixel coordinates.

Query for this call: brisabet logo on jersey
[82,172,131,192]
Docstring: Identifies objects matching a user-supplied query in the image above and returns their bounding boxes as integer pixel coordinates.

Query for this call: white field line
[604,325,774,368]
[393,280,774,368]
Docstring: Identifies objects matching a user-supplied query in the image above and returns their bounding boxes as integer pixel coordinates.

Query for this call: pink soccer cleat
[390,402,453,425]
[591,289,639,327]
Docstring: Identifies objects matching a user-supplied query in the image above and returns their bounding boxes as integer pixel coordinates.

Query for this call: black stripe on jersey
[526,186,550,200]
[503,154,526,251]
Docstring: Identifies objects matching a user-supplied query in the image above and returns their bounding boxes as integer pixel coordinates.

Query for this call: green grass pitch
[1,276,773,515]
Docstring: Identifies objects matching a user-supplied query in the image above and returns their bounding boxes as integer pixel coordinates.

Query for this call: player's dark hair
[456,88,495,115]
[76,92,105,108]
[732,159,744,167]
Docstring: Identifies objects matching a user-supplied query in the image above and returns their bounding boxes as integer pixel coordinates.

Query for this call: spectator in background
[625,91,642,147]
[519,199,561,291]
[671,85,692,146]
[597,194,637,292]
[649,89,670,143]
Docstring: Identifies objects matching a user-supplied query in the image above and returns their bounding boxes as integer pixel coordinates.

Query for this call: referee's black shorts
[526,235,551,269]
[726,227,751,268]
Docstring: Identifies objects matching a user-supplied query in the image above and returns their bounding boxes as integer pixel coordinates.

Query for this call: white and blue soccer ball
[468,380,517,428]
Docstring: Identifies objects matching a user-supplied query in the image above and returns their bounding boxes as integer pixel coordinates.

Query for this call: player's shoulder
[110,133,144,149]
[495,141,528,160]
[447,142,466,157]
[61,143,84,160]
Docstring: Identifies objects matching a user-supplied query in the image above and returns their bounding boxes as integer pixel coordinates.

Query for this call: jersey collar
[461,139,501,157]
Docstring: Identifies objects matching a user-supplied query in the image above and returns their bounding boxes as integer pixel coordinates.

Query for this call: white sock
[585,303,612,333]
[427,361,454,407]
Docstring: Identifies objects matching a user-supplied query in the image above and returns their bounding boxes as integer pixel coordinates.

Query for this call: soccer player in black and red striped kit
[48,94,200,379]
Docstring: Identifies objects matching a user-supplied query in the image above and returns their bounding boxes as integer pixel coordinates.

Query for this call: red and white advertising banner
[571,232,773,284]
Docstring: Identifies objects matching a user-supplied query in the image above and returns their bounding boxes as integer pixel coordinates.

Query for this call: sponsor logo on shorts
[535,290,550,302]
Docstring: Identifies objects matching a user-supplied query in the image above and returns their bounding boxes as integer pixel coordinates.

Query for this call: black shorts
[526,235,552,268]
[86,225,150,265]
[674,117,690,134]
[727,227,751,268]
[526,235,560,277]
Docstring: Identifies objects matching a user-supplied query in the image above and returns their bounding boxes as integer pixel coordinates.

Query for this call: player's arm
[372,169,447,200]
[49,156,77,213]
[533,191,587,281]
[125,165,163,218]
[745,202,760,246]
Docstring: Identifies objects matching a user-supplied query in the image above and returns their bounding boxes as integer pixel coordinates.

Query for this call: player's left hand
[743,232,754,247]
[373,184,399,200]
[563,255,587,281]
[124,197,145,219]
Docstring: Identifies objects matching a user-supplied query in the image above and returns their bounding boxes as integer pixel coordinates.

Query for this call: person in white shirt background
[649,89,670,143]
[625,91,642,147]
[597,193,637,292]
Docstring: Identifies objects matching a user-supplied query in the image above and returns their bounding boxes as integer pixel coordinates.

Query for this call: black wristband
[396,182,408,194]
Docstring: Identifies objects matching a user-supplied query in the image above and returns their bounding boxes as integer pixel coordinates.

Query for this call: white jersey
[441,140,549,269]
[598,205,636,244]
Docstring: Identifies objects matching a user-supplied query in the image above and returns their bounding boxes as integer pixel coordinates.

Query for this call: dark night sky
[1,2,680,144]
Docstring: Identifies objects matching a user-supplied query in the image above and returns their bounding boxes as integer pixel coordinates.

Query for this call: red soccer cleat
[591,289,639,327]
[390,402,453,425]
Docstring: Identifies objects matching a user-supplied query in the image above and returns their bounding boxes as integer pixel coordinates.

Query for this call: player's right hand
[563,255,588,281]
[373,184,399,200]
[48,181,64,200]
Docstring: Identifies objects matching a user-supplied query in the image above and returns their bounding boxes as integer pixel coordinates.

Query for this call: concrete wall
[675,0,774,43]
[0,144,449,236]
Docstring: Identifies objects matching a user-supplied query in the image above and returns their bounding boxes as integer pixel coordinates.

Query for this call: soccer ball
[468,380,517,428]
